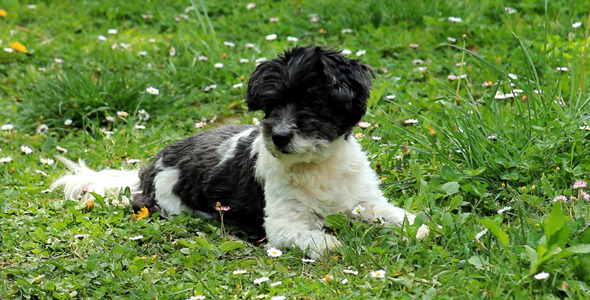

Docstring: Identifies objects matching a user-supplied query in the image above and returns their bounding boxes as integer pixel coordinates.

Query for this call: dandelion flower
[40,157,55,165]
[20,145,33,154]
[232,269,248,275]
[573,180,587,189]
[0,9,7,17]
[254,276,269,284]
[9,42,28,53]
[267,247,283,257]
[534,272,549,280]
[146,87,159,95]
[370,270,386,278]
[132,207,150,220]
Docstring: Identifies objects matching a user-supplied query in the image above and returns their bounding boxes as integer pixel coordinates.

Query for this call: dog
[52,46,429,258]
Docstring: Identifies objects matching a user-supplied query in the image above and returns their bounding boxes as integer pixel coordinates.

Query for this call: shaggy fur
[52,46,429,258]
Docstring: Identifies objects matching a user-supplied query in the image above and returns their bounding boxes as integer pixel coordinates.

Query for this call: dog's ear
[321,50,375,123]
[245,61,270,111]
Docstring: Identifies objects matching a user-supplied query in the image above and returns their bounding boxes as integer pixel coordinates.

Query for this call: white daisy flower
[40,157,55,165]
[246,3,256,10]
[341,49,352,55]
[475,229,488,240]
[146,87,159,95]
[448,16,462,22]
[534,272,549,280]
[287,36,299,42]
[265,34,278,41]
[0,157,13,163]
[267,247,283,257]
[21,145,33,154]
[572,22,582,28]
[107,29,117,35]
[128,235,144,240]
[351,204,365,215]
[214,63,224,68]
[98,35,107,41]
[253,276,269,284]
[64,119,73,126]
[497,206,512,214]
[370,270,386,278]
[232,269,248,275]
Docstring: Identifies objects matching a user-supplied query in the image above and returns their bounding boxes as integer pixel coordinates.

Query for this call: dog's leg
[356,197,430,239]
[264,201,341,259]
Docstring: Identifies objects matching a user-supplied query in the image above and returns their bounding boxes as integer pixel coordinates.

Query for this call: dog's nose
[272,131,293,149]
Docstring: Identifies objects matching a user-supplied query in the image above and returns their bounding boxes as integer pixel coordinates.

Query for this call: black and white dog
[52,46,429,258]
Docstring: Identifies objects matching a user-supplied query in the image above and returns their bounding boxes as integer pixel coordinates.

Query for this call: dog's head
[246,46,374,160]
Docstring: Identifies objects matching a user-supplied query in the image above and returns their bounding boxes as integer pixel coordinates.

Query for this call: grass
[1,0,590,298]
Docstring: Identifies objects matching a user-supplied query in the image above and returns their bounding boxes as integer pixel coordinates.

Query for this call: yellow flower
[556,167,560,171]
[132,207,150,220]
[531,185,536,190]
[0,9,7,17]
[521,186,527,191]
[85,200,94,211]
[9,42,28,53]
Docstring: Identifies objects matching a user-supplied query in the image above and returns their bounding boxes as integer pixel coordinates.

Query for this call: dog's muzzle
[271,130,293,150]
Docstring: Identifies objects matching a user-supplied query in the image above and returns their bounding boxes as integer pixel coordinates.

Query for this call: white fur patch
[217,128,256,166]
[153,158,193,217]
[253,135,428,258]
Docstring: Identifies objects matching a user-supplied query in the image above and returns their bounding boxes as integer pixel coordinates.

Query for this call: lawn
[1,0,590,298]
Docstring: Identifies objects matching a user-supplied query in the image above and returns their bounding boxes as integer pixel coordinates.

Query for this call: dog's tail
[51,155,141,204]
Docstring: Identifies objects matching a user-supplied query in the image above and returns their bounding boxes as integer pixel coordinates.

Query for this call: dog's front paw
[415,224,430,239]
[305,231,341,259]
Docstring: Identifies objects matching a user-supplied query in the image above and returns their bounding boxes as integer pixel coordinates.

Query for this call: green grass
[2,0,590,298]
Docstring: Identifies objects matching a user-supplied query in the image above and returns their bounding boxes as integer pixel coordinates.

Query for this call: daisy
[572,22,582,28]
[98,35,107,41]
[534,272,549,280]
[169,46,176,56]
[371,136,382,141]
[40,157,55,165]
[355,50,366,56]
[552,195,568,203]
[37,124,49,133]
[265,34,278,41]
[252,117,260,125]
[135,125,146,130]
[0,157,12,163]
[232,83,243,88]
[497,206,512,214]
[245,43,256,48]
[507,73,518,80]
[267,247,283,257]
[555,67,569,72]
[287,36,299,42]
[270,281,282,287]
[447,37,457,43]
[412,59,424,65]
[504,7,517,14]
[116,111,129,117]
[137,51,148,56]
[573,180,587,189]
[409,43,419,48]
[204,84,217,92]
[269,17,279,22]
[448,16,462,22]
[35,170,49,177]
[254,276,269,284]
[138,109,150,121]
[351,204,365,215]
[403,119,419,125]
[341,49,352,55]
[223,41,235,47]
[246,3,256,10]
[64,119,73,126]
[341,278,349,284]
[146,87,159,95]
[198,56,208,61]
[108,29,117,35]
[386,95,396,100]
[342,269,358,275]
[475,229,488,240]
[187,296,206,300]
[301,258,315,263]
[126,159,141,164]
[341,29,353,34]
[21,145,33,154]
[105,116,115,122]
[271,297,286,300]
[214,63,224,68]
[232,269,248,275]
[239,58,249,63]
[255,57,267,64]
[56,146,68,153]
[128,235,144,240]
[358,121,371,128]
[370,270,386,278]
